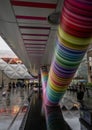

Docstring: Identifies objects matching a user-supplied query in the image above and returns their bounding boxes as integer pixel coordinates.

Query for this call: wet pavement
[0,87,30,130]
[61,90,92,130]
[0,88,92,130]
[61,91,81,130]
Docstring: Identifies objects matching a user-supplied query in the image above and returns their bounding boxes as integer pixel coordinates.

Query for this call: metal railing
[19,92,33,130]
[7,90,33,130]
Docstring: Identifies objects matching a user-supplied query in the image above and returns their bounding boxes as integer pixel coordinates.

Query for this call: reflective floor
[0,88,92,130]
[0,87,30,130]
[61,90,92,130]
[61,92,81,130]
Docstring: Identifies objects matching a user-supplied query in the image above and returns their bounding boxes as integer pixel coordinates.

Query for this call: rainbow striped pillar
[44,0,92,106]
[41,67,48,105]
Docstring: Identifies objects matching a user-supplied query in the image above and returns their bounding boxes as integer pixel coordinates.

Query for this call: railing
[7,105,23,130]
[19,92,33,130]
[7,90,33,130]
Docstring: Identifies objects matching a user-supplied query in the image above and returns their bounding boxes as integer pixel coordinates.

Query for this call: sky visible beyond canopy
[0,36,12,50]
[0,36,17,58]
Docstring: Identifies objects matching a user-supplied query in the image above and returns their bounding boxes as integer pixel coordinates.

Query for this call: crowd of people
[2,81,29,97]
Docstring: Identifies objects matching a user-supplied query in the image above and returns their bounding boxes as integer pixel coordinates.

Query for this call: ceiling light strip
[11,1,56,9]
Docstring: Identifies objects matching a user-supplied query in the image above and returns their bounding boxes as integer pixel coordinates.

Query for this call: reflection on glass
[6,92,11,106]
[45,105,71,130]
[80,118,92,130]
[6,98,10,106]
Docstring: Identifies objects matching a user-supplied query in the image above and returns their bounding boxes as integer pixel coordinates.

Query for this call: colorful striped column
[41,67,48,112]
[41,69,68,129]
[41,68,48,97]
[44,0,92,106]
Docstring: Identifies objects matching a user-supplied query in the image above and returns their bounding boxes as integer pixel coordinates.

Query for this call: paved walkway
[0,87,29,130]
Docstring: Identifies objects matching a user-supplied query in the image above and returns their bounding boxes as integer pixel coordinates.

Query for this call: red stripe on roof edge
[23,39,47,41]
[11,1,56,9]
[27,50,45,52]
[19,26,50,30]
[24,43,46,45]
[25,46,45,48]
[16,15,47,21]
[22,33,49,36]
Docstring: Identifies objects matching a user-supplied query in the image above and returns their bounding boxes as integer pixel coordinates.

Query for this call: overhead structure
[0,0,64,78]
[0,0,92,80]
